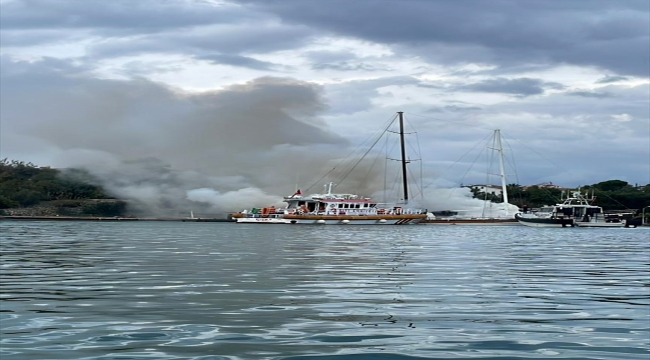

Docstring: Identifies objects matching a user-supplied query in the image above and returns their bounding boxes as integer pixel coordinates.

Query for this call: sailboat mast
[495,129,509,215]
[397,111,409,204]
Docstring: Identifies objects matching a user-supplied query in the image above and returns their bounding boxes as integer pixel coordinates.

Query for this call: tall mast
[398,111,409,204]
[495,129,509,215]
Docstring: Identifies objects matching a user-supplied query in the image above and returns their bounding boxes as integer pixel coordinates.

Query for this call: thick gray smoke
[1,57,519,216]
[1,57,388,215]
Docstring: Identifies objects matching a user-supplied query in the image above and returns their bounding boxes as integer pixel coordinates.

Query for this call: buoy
[317,219,326,224]
[378,219,387,223]
[341,219,350,224]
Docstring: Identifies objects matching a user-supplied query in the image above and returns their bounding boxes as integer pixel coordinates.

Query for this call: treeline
[471,179,650,212]
[0,159,126,216]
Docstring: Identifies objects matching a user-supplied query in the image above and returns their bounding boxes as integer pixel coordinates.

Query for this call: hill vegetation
[0,159,126,217]
[2,159,648,220]
[471,180,650,216]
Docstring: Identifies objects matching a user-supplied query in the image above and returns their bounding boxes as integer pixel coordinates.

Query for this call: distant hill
[0,159,127,217]
[470,180,650,214]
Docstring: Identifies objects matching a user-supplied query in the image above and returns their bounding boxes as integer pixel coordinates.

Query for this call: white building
[463,184,503,196]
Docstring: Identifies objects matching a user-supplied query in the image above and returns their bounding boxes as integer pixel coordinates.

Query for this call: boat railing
[309,208,425,216]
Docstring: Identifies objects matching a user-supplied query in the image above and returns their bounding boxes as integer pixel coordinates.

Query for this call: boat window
[560,207,573,216]
[586,208,601,215]
[338,204,343,208]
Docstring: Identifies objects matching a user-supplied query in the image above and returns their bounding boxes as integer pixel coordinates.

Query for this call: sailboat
[233,112,428,225]
[422,129,519,225]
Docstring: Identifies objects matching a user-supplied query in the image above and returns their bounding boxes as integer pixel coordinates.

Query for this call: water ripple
[1,221,648,359]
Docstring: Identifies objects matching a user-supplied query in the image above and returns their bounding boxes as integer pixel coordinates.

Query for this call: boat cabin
[284,193,382,215]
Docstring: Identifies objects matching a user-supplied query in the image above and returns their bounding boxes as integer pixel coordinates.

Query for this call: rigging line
[402,114,423,159]
[406,166,423,201]
[356,137,388,194]
[416,132,493,194]
[482,140,489,217]
[500,130,578,179]
[329,114,397,186]
[590,189,634,210]
[337,117,398,186]
[501,136,520,184]
[500,135,524,205]
[383,132,389,204]
[305,114,397,192]
[408,112,495,131]
[455,140,489,198]
[390,169,401,204]
[416,129,424,202]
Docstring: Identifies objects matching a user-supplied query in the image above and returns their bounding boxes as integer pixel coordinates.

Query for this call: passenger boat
[233,112,427,225]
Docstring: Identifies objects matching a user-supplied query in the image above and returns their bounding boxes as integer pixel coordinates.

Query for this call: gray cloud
[426,105,483,113]
[566,91,613,98]
[312,62,391,72]
[0,57,369,215]
[1,0,256,33]
[333,80,650,188]
[241,0,650,76]
[596,75,629,84]
[196,53,286,71]
[4,0,647,78]
[324,76,421,114]
[460,77,565,97]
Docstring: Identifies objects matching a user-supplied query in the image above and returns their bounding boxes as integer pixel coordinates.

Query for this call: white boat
[422,129,518,226]
[515,190,626,228]
[233,112,427,225]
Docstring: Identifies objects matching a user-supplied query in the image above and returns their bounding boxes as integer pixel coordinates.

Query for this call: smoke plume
[1,56,520,216]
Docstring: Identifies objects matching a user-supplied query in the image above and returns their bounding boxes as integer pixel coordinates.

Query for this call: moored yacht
[515,190,626,228]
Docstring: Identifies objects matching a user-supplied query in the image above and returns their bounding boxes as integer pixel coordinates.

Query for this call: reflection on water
[1,221,648,359]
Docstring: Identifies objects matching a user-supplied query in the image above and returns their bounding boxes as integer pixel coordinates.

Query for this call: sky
[1,0,649,215]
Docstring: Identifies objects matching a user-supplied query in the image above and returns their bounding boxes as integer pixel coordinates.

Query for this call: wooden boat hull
[283,213,427,225]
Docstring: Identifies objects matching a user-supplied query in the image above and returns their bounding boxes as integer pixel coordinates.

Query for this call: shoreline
[0,216,235,222]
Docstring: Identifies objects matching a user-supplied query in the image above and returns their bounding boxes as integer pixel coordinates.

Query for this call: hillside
[0,159,127,217]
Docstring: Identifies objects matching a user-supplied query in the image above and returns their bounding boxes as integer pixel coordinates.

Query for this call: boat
[233,112,427,225]
[422,129,519,225]
[515,190,626,228]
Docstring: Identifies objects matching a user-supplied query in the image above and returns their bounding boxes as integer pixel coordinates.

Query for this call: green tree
[591,180,630,192]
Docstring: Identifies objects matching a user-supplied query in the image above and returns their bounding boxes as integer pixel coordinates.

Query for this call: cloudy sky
[1,0,649,213]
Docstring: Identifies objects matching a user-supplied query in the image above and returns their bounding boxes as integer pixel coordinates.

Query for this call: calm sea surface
[1,221,648,360]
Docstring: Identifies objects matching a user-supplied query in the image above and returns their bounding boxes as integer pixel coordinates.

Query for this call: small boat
[515,190,626,228]
[233,112,427,225]
[233,208,291,224]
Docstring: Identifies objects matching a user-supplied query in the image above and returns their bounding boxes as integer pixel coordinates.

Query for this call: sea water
[1,221,648,359]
